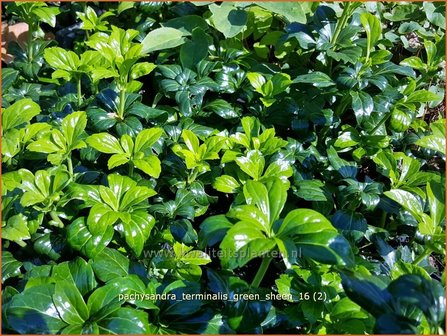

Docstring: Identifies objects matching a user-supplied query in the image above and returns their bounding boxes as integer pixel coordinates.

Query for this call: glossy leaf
[2,251,22,282]
[141,27,186,53]
[2,98,41,134]
[213,175,240,193]
[98,308,152,334]
[66,217,114,259]
[7,284,68,334]
[235,150,265,180]
[220,222,275,269]
[92,248,130,282]
[209,3,248,38]
[87,133,124,154]
[293,71,335,88]
[53,280,89,325]
[199,215,233,248]
[278,209,336,237]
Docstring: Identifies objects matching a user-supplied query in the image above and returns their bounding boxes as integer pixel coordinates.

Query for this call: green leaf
[293,180,328,202]
[108,154,130,169]
[86,204,119,235]
[87,276,143,321]
[295,232,355,267]
[99,185,119,210]
[181,129,200,153]
[66,258,97,297]
[87,133,124,154]
[181,250,212,265]
[107,174,137,199]
[130,62,156,79]
[61,111,87,149]
[61,325,84,334]
[406,90,441,104]
[180,28,210,69]
[400,56,425,70]
[199,215,233,248]
[243,181,270,230]
[2,98,41,134]
[209,3,248,38]
[120,186,156,210]
[98,308,152,334]
[7,284,68,334]
[220,221,275,269]
[134,128,163,152]
[44,47,80,73]
[2,68,19,92]
[3,214,31,247]
[373,150,398,182]
[228,205,268,232]
[163,15,209,35]
[171,219,198,245]
[270,73,291,95]
[27,131,64,155]
[53,280,89,325]
[265,178,288,225]
[122,211,155,256]
[2,251,22,282]
[275,238,299,268]
[256,2,313,23]
[327,146,358,179]
[141,27,186,54]
[341,274,393,317]
[33,6,60,27]
[423,2,446,28]
[385,189,423,221]
[293,71,335,88]
[332,210,368,233]
[121,135,135,155]
[415,119,446,155]
[134,156,162,178]
[331,297,367,320]
[278,209,336,237]
[246,72,266,94]
[426,181,445,227]
[351,91,374,125]
[235,150,265,180]
[360,13,382,55]
[204,99,240,119]
[213,175,241,193]
[67,217,114,259]
[388,275,446,325]
[242,178,288,231]
[92,248,130,282]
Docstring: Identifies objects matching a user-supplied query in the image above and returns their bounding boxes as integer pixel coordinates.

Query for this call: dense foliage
[2,1,446,334]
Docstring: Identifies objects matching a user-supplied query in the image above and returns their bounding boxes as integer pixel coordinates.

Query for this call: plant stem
[251,256,272,288]
[328,3,354,73]
[379,210,387,228]
[67,156,74,176]
[119,88,126,120]
[27,22,34,61]
[188,167,199,185]
[129,162,134,178]
[332,3,354,45]
[370,112,391,135]
[414,248,432,265]
[49,211,64,228]
[77,77,82,108]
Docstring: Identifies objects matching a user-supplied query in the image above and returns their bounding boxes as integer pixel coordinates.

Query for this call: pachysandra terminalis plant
[1,1,446,335]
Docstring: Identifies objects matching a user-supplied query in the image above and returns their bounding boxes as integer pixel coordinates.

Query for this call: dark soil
[424,99,445,124]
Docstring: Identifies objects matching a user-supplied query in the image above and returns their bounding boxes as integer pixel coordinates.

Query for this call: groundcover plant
[1,1,446,334]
